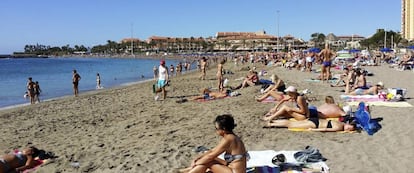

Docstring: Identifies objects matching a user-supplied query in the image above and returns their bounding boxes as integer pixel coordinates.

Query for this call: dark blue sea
[0,57,186,108]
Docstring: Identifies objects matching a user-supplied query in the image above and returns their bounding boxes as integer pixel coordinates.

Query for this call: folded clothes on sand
[235,150,329,173]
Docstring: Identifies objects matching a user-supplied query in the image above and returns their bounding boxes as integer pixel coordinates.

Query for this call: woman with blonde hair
[255,74,286,102]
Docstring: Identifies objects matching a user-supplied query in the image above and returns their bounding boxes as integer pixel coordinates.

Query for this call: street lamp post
[277,10,280,52]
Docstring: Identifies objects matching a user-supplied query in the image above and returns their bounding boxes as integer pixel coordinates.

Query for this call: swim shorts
[322,61,331,67]
[157,80,166,88]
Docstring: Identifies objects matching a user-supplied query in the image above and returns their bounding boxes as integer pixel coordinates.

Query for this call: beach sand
[1,62,413,173]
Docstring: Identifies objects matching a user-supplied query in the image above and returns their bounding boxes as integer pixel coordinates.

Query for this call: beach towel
[23,159,48,173]
[346,101,413,107]
[354,102,382,135]
[304,79,337,83]
[260,96,277,103]
[340,94,385,102]
[239,150,329,173]
[286,118,356,133]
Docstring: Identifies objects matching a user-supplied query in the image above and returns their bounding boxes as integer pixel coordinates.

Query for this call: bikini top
[15,153,27,166]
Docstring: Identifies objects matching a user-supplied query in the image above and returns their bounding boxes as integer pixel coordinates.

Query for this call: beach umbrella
[336,50,349,54]
[308,47,321,53]
[350,48,360,53]
[380,48,393,52]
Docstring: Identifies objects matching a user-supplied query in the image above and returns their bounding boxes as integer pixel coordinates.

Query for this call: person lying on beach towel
[348,82,384,95]
[190,88,229,101]
[0,146,42,173]
[263,118,356,132]
[178,114,248,173]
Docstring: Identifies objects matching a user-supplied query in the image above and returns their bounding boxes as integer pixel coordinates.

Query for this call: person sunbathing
[190,88,228,101]
[179,114,248,173]
[348,82,384,95]
[317,96,346,118]
[231,70,259,90]
[350,69,367,90]
[255,74,286,102]
[0,146,40,173]
[330,68,349,87]
[262,86,310,121]
[264,118,356,132]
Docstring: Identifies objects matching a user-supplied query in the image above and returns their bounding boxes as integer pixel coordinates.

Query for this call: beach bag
[294,146,326,163]
[355,102,382,135]
[387,88,407,101]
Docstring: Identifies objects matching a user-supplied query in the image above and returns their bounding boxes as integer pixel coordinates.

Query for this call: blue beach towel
[354,102,382,135]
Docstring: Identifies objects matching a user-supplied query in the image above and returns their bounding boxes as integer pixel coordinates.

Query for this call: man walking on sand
[155,60,169,101]
[319,43,335,83]
[72,69,81,96]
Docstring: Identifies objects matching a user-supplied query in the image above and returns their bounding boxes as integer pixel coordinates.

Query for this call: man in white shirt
[155,60,169,100]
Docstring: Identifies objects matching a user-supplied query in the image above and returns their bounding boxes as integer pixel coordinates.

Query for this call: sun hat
[377,81,384,87]
[284,86,297,93]
[160,60,165,65]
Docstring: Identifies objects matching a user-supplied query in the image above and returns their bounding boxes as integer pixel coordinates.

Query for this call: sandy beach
[1,61,413,173]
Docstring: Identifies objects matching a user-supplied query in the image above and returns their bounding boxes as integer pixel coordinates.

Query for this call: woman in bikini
[255,74,286,102]
[264,118,356,132]
[0,146,40,173]
[262,86,310,121]
[179,114,248,173]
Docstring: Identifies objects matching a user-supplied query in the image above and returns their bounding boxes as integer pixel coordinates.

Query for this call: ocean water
[0,57,186,108]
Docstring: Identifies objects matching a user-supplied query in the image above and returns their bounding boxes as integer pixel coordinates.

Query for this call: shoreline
[0,67,201,111]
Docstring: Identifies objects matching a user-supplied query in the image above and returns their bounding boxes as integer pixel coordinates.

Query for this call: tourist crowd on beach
[16,43,413,172]
[174,45,414,172]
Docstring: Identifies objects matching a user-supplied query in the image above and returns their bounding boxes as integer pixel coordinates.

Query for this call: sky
[0,0,401,54]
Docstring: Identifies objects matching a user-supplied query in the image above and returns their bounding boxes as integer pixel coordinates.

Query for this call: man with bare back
[318,43,335,82]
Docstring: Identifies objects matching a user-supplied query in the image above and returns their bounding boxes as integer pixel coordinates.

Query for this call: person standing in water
[26,77,36,104]
[96,73,101,89]
[72,70,81,96]
[34,81,42,103]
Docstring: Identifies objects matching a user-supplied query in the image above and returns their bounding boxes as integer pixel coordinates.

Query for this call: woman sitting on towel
[179,114,248,173]
[255,74,286,102]
[264,118,356,132]
[0,146,40,173]
[262,86,310,121]
[190,88,228,101]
